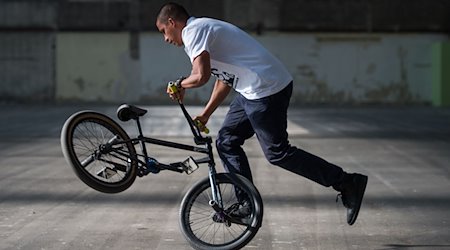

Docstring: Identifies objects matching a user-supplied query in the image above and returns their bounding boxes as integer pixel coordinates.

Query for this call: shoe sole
[348,174,368,225]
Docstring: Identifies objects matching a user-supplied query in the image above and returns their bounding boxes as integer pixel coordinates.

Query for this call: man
[156,2,367,225]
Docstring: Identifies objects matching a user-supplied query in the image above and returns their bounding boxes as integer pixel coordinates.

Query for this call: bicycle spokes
[184,183,249,244]
[71,119,133,183]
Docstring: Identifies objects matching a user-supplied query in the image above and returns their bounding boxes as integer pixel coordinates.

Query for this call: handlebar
[176,100,211,144]
[168,82,210,136]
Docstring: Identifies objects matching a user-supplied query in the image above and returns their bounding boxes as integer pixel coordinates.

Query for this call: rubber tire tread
[61,111,137,193]
[179,173,263,250]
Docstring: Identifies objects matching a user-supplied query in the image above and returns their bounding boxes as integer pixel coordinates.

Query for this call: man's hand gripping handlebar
[167,77,185,102]
[193,119,210,134]
[167,78,210,134]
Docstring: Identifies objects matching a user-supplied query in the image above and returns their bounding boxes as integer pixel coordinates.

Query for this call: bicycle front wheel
[179,173,263,250]
[61,111,137,193]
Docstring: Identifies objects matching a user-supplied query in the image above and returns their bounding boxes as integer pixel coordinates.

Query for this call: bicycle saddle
[117,104,147,121]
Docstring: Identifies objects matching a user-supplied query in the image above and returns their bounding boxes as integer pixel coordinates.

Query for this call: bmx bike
[60,101,264,250]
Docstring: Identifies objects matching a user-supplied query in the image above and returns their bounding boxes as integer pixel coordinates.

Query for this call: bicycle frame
[110,101,224,205]
[63,101,264,248]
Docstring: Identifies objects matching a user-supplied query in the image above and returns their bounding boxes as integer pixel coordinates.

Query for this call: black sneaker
[337,173,368,225]
[227,200,251,219]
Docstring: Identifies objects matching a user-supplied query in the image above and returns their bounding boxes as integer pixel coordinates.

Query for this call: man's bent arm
[181,51,211,88]
[200,79,231,120]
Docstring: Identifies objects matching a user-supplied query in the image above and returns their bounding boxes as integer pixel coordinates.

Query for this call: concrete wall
[0,1,56,29]
[0,32,55,101]
[56,32,211,104]
[262,33,447,104]
[54,32,448,105]
[55,0,450,32]
[56,33,140,102]
[1,0,449,104]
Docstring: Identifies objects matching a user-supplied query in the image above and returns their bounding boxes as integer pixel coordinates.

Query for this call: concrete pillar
[432,43,450,107]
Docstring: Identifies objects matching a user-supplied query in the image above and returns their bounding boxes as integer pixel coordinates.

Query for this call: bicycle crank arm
[209,200,251,226]
[151,158,200,175]
[157,163,184,173]
[227,217,251,226]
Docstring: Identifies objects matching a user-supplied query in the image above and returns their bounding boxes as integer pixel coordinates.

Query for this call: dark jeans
[216,82,345,188]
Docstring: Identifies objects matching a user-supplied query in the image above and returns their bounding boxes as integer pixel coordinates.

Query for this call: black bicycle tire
[179,173,263,250]
[61,111,137,193]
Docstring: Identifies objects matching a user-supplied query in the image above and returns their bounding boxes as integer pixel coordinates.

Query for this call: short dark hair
[157,2,190,23]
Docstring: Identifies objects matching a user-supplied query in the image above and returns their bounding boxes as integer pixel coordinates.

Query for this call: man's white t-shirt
[182,17,293,100]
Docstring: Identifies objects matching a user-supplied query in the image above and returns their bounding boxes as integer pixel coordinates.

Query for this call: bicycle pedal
[97,167,117,179]
[182,157,199,175]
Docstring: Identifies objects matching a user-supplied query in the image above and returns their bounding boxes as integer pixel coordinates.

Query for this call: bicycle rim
[180,174,261,249]
[65,112,136,190]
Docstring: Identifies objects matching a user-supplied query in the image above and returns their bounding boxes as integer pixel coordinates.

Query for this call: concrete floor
[0,103,449,250]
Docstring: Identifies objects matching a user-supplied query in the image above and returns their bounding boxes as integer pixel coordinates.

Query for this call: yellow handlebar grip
[195,119,210,134]
[168,82,178,94]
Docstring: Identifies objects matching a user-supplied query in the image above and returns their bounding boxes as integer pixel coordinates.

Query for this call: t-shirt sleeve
[182,25,213,62]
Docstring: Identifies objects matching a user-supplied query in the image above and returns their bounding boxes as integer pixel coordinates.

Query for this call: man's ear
[167,17,175,27]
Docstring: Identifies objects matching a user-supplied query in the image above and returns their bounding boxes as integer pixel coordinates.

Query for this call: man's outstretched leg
[244,83,368,225]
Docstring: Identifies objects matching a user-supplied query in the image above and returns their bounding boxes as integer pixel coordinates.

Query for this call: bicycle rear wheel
[61,111,137,193]
[179,173,263,250]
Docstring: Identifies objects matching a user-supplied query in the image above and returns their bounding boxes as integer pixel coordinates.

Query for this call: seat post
[135,117,144,137]
[135,117,149,159]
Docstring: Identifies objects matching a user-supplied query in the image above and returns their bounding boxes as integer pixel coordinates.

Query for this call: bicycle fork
[208,165,223,210]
